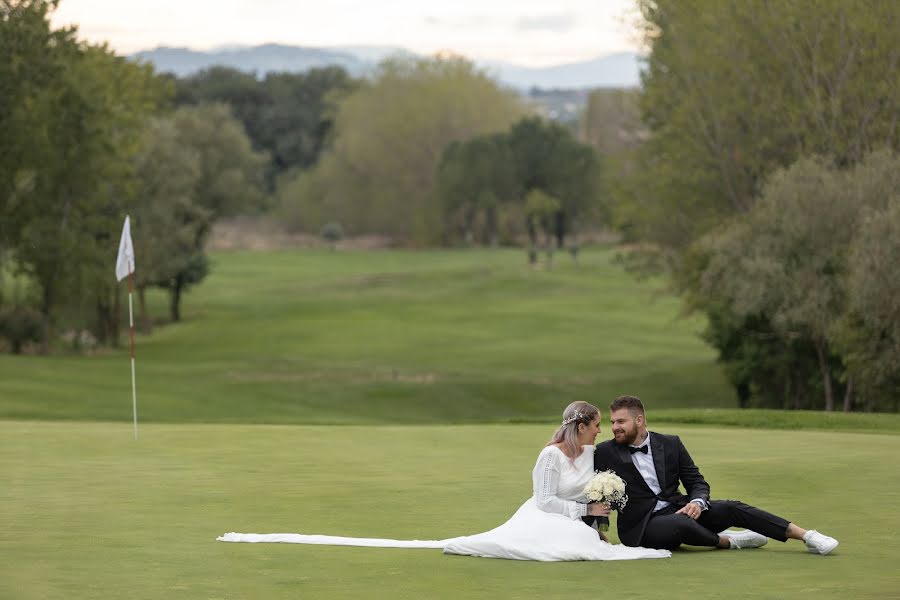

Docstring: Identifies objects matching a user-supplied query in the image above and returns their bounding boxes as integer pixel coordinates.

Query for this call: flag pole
[116,214,138,441]
[128,264,138,440]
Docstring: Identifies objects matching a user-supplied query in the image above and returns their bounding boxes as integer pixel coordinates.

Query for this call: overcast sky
[50,0,643,67]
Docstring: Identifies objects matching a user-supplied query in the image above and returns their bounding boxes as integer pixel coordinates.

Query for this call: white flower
[583,470,628,510]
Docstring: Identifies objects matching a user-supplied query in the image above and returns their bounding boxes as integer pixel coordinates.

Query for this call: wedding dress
[218,445,670,561]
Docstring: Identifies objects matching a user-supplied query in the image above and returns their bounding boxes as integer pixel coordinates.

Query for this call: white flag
[115,215,135,282]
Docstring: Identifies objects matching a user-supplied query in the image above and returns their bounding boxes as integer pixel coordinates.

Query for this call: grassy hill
[0,247,735,424]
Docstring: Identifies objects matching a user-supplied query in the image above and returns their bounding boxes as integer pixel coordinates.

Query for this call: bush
[0,306,45,354]
[320,222,344,249]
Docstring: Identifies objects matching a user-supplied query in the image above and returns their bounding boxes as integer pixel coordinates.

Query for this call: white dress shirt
[628,432,670,512]
[629,432,707,513]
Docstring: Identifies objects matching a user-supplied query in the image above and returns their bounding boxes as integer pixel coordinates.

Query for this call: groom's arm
[675,436,710,505]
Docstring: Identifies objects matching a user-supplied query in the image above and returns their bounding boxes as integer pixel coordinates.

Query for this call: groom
[594,395,839,554]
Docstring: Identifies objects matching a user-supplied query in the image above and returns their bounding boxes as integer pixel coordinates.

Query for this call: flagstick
[128,266,138,440]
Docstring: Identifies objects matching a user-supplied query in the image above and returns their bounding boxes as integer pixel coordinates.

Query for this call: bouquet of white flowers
[583,470,628,531]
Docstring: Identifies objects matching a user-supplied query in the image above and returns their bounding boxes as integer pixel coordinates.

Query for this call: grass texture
[2,421,897,600]
[0,248,735,424]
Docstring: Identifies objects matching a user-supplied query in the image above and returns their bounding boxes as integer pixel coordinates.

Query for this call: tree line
[4,0,899,413]
[607,0,900,411]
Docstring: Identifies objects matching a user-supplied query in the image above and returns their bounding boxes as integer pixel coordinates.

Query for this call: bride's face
[578,415,602,444]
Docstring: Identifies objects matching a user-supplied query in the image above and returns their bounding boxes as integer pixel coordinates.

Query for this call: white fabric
[115,215,135,282]
[217,532,458,548]
[629,433,670,512]
[533,445,589,519]
[218,445,670,562]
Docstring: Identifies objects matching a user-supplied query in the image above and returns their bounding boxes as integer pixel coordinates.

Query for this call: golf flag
[115,215,139,439]
[115,216,135,282]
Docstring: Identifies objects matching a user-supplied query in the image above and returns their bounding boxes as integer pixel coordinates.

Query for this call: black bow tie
[629,445,649,454]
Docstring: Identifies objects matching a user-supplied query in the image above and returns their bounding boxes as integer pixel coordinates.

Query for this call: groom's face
[610,409,643,445]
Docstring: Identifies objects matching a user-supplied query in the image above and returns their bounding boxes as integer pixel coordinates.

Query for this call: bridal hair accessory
[562,411,585,426]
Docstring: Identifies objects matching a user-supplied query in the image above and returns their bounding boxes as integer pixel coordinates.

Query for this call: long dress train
[218,445,670,561]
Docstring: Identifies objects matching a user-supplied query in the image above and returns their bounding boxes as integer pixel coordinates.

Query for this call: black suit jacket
[594,431,710,547]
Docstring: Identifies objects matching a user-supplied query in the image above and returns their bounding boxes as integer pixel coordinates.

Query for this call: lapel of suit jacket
[616,442,633,466]
[614,442,655,494]
[649,431,667,489]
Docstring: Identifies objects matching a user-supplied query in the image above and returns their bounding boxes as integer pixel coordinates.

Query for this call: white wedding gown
[218,445,670,561]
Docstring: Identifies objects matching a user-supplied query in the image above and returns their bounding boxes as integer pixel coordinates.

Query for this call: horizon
[50,0,644,68]
[133,42,642,69]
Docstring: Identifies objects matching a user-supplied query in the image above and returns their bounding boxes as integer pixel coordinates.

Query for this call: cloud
[422,15,498,30]
[515,13,576,33]
[424,11,576,33]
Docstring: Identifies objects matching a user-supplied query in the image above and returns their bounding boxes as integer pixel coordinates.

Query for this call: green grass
[3,250,895,597]
[651,408,900,434]
[0,247,737,424]
[2,420,897,600]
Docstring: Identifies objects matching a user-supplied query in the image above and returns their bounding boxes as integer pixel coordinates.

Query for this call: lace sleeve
[533,448,588,520]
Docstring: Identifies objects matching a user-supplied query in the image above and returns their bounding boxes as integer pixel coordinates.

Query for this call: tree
[258,68,359,174]
[523,189,561,266]
[131,116,209,325]
[1,0,72,246]
[620,0,900,411]
[169,104,269,219]
[435,116,600,253]
[695,150,900,410]
[1,0,72,349]
[627,0,899,251]
[507,117,600,252]
[579,88,644,240]
[278,55,525,244]
[175,66,359,185]
[580,88,644,158]
[834,157,900,411]
[2,3,170,347]
[436,133,517,245]
[130,104,265,322]
[174,66,267,149]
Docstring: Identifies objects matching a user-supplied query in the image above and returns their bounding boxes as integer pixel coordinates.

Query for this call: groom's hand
[676,502,702,520]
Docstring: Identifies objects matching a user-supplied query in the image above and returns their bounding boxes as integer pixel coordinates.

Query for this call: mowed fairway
[0,248,734,424]
[3,421,898,600]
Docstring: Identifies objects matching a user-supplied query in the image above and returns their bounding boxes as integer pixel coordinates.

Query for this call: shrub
[0,306,45,354]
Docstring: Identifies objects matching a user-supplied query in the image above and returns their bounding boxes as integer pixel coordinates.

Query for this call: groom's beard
[613,428,640,445]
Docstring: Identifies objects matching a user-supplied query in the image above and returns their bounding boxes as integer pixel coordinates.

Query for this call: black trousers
[640,500,791,550]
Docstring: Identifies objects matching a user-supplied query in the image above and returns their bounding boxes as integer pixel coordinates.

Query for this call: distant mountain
[131,44,642,89]
[482,53,643,89]
[330,45,417,63]
[132,44,373,78]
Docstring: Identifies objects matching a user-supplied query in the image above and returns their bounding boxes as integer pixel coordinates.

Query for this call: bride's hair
[547,401,600,460]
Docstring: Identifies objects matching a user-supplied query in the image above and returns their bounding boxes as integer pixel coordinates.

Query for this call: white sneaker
[720,529,769,549]
[803,530,839,555]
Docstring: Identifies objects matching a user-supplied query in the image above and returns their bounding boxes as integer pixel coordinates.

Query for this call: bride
[218,401,670,561]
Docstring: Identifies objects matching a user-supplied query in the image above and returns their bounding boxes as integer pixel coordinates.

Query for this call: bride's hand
[588,503,610,517]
